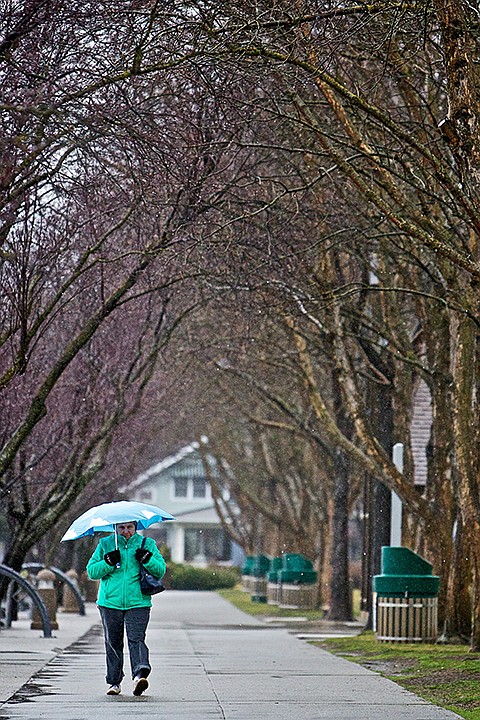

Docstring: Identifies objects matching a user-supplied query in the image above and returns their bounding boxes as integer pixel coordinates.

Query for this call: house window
[184,528,230,562]
[174,477,188,498]
[138,490,152,501]
[193,477,207,498]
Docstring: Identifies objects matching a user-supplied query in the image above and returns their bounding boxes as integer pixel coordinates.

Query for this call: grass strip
[218,587,480,719]
[317,632,480,720]
[217,586,324,619]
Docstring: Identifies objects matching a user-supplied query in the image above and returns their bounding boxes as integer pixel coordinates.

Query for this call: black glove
[135,548,152,564]
[104,549,121,566]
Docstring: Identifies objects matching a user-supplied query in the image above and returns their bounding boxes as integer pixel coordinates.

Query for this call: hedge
[165,563,239,591]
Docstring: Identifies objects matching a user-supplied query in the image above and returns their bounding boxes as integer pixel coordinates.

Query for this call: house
[128,442,243,567]
[411,379,432,488]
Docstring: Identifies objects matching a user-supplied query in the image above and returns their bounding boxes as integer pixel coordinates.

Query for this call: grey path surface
[0,591,461,720]
[0,607,99,705]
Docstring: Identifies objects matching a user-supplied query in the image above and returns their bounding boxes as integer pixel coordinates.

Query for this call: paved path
[0,591,461,719]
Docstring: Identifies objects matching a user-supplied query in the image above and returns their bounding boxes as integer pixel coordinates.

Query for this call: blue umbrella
[60,500,175,542]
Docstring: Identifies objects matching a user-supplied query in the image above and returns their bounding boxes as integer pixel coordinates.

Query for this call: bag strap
[141,537,146,549]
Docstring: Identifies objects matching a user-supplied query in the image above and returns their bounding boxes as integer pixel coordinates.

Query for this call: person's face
[116,522,136,540]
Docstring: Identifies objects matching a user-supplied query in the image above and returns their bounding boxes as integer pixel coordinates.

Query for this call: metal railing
[0,564,52,638]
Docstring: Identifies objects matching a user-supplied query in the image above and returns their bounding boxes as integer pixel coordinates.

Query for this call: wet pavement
[0,591,461,719]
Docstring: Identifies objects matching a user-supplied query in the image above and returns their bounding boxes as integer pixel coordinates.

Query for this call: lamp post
[391,443,403,546]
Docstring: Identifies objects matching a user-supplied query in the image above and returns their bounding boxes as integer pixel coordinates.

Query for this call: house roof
[173,505,223,525]
[128,441,206,491]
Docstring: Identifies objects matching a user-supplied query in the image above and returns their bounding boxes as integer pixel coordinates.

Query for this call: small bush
[166,563,239,591]
[158,543,172,562]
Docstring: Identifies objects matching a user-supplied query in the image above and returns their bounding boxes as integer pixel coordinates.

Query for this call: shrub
[165,563,239,591]
[158,543,171,562]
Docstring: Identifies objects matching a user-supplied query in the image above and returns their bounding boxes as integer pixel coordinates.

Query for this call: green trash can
[277,554,318,609]
[241,556,255,592]
[373,547,439,643]
[251,555,271,603]
[266,557,283,605]
[277,554,317,584]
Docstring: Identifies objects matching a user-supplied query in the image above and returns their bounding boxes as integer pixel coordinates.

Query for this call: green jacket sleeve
[86,538,115,580]
[141,536,166,579]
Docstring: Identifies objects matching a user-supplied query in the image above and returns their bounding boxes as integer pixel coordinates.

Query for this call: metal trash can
[277,554,318,609]
[279,583,317,609]
[250,555,271,603]
[373,547,439,643]
[267,557,283,605]
[241,556,254,592]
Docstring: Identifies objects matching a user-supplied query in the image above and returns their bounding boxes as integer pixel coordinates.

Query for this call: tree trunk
[443,514,472,641]
[327,369,353,621]
[434,0,480,192]
[360,474,373,618]
[451,312,480,649]
[327,446,353,621]
[364,374,393,628]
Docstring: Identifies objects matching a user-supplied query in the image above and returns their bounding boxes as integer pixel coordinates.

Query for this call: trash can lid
[381,546,433,576]
[373,573,439,596]
[373,547,439,596]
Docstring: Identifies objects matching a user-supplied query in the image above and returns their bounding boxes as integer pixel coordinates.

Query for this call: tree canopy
[1,0,479,646]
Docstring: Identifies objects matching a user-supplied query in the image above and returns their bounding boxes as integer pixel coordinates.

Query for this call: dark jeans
[99,606,151,685]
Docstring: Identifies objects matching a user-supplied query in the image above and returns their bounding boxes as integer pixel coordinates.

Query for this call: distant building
[411,379,432,488]
[128,442,243,567]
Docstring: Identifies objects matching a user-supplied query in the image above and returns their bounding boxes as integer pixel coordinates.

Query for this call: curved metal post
[0,564,52,638]
[23,563,86,616]
[5,579,22,627]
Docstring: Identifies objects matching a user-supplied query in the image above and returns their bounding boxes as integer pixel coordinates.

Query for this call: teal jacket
[86,533,166,610]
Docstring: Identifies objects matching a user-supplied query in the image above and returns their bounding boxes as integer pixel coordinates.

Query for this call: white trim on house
[129,441,202,492]
[127,441,238,567]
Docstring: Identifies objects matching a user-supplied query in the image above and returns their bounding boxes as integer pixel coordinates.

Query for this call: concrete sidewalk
[0,591,461,719]
[0,604,99,705]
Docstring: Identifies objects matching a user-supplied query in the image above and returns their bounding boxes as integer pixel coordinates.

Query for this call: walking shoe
[106,684,121,695]
[133,676,149,696]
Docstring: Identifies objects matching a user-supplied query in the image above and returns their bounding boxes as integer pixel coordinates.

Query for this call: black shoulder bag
[138,537,165,596]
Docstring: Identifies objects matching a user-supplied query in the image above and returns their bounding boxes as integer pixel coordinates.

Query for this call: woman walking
[86,521,166,696]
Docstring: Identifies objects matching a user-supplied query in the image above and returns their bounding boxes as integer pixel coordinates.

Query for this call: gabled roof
[128,440,208,491]
[174,505,222,524]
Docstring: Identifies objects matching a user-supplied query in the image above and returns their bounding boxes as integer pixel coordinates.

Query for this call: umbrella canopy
[60,500,175,542]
